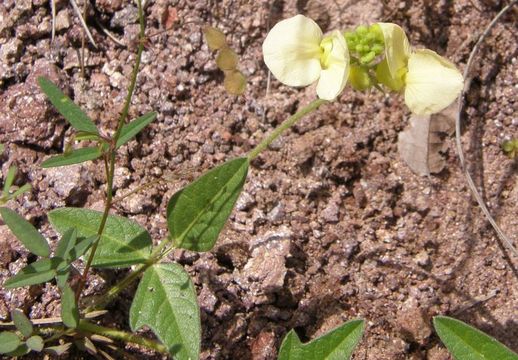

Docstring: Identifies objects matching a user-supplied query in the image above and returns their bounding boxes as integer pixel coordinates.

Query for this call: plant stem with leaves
[75,0,146,301]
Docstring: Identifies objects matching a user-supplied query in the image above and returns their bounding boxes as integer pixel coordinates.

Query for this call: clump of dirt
[0,0,516,359]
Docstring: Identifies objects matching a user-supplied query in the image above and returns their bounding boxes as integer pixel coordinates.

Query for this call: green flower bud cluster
[344,24,384,65]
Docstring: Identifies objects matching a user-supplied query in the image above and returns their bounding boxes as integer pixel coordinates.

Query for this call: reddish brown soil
[0,0,516,359]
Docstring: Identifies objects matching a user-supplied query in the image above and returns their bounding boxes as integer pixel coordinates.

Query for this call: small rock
[250,331,277,360]
[0,38,23,63]
[198,285,217,313]
[113,167,131,191]
[45,164,82,198]
[237,227,292,297]
[267,202,285,222]
[54,9,71,31]
[353,182,367,208]
[415,251,431,268]
[322,194,341,223]
[236,191,255,211]
[111,5,138,28]
[0,226,15,264]
[96,0,123,13]
[0,59,65,148]
[396,297,432,344]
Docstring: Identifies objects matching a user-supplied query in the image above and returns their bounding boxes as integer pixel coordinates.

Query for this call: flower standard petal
[316,30,350,100]
[377,23,410,80]
[405,49,464,115]
[263,14,323,87]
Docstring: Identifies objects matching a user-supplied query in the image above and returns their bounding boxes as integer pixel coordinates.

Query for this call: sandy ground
[0,0,517,359]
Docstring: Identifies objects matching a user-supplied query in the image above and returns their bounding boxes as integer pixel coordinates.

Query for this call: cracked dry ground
[0,0,517,359]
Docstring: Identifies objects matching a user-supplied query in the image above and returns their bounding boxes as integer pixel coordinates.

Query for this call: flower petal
[405,49,464,115]
[316,30,349,100]
[377,23,410,79]
[263,15,323,87]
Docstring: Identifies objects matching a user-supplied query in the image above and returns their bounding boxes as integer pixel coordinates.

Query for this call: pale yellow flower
[262,15,349,101]
[376,22,463,115]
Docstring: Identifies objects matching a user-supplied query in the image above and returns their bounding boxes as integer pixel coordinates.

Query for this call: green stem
[77,320,168,354]
[87,239,171,311]
[88,99,327,308]
[75,0,146,302]
[247,99,327,160]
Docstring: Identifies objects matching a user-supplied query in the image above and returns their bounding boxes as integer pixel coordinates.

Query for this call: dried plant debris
[398,105,455,176]
[204,26,247,96]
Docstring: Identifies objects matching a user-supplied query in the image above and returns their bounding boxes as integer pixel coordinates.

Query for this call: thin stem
[112,0,146,141]
[75,0,147,301]
[247,99,327,160]
[87,239,170,311]
[77,320,168,354]
[90,99,327,308]
[454,0,518,257]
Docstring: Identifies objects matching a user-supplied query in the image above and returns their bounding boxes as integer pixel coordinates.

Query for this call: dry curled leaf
[398,105,455,176]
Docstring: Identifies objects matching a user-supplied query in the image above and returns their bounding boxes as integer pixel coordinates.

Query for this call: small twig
[50,0,56,43]
[70,0,98,49]
[80,0,87,77]
[455,0,518,257]
[94,18,126,47]
[0,310,107,328]
[78,320,168,354]
[452,289,499,316]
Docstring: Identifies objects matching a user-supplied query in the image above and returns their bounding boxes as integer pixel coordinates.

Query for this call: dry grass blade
[51,0,56,42]
[70,0,98,48]
[455,0,518,257]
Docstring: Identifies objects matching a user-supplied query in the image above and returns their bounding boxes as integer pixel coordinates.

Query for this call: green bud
[356,25,368,35]
[372,43,384,55]
[349,65,372,91]
[370,24,383,42]
[360,51,376,64]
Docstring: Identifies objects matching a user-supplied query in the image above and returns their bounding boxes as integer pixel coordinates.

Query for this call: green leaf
[130,263,200,360]
[75,131,101,141]
[0,207,50,257]
[26,335,44,352]
[6,343,30,356]
[0,332,21,354]
[10,184,32,199]
[44,343,72,356]
[48,208,152,268]
[55,267,70,290]
[41,147,102,168]
[3,166,17,197]
[37,77,98,134]
[433,316,518,360]
[11,309,33,338]
[69,235,97,260]
[167,157,248,251]
[278,319,365,360]
[116,111,157,148]
[55,228,78,261]
[3,258,62,288]
[61,284,79,328]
